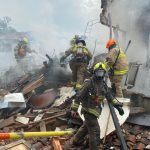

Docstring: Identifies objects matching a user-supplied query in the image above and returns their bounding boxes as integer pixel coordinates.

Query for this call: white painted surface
[52,87,75,107]
[16,116,29,124]
[0,93,26,109]
[78,98,130,139]
[52,88,130,139]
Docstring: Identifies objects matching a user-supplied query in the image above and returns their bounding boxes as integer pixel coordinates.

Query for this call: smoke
[110,0,150,64]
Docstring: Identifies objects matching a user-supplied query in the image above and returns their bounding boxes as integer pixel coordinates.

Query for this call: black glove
[114,104,124,116]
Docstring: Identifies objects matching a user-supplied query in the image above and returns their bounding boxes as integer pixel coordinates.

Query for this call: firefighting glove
[114,104,124,116]
[112,99,124,116]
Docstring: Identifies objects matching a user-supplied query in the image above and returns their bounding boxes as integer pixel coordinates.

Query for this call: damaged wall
[108,0,150,97]
[110,0,150,65]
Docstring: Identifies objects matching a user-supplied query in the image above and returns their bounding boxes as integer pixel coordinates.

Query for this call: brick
[134,142,145,150]
[141,138,150,145]
[127,141,134,149]
[126,134,136,144]
[130,125,143,135]
[113,139,120,146]
[0,116,15,129]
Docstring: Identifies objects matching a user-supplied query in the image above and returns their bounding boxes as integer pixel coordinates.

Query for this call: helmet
[94,62,107,72]
[93,62,107,79]
[23,37,29,44]
[106,39,116,49]
[76,39,86,46]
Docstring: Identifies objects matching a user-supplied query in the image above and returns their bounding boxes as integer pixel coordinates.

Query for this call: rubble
[0,57,149,150]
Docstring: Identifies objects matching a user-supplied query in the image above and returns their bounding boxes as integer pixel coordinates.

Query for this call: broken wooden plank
[40,121,46,131]
[13,112,66,129]
[52,138,63,150]
[0,117,15,129]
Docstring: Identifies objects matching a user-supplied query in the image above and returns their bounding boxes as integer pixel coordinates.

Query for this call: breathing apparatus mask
[93,62,107,81]
[77,42,83,47]
[94,68,106,80]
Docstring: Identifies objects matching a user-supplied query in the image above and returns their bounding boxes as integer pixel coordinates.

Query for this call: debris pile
[0,57,149,149]
[104,123,150,150]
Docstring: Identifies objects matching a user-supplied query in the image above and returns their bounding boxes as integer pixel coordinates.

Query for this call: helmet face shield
[77,42,83,46]
[94,69,105,79]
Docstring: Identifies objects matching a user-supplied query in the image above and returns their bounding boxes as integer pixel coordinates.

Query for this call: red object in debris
[29,90,58,109]
[126,134,136,144]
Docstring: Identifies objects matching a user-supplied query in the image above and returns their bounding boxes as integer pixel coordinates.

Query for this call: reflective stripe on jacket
[71,79,104,118]
[106,47,129,75]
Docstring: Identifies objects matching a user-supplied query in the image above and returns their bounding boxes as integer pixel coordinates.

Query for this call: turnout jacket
[71,78,107,118]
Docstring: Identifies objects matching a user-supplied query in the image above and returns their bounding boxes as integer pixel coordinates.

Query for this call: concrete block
[15,116,29,125]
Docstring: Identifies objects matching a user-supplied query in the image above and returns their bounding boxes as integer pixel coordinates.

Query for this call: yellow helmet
[93,62,108,79]
[94,62,107,72]
[23,37,29,44]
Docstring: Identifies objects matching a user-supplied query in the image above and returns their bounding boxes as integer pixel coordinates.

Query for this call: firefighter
[60,37,92,90]
[70,62,124,150]
[105,39,129,97]
[14,37,32,63]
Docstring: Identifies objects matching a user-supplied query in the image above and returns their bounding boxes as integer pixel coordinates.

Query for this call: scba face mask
[77,42,83,47]
[95,69,106,80]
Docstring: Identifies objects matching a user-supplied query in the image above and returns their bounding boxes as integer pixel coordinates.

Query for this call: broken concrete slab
[127,113,150,126]
[34,113,44,122]
[52,87,75,107]
[15,116,29,125]
[0,116,15,129]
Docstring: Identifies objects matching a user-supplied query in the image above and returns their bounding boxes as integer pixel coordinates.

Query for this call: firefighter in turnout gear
[14,37,32,62]
[60,38,92,90]
[70,62,124,150]
[105,39,129,97]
